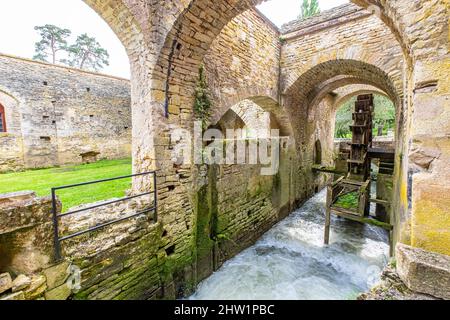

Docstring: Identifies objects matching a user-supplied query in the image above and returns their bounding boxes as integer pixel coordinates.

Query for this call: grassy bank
[0,158,132,212]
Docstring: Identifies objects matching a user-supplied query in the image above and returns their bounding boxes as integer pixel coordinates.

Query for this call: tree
[300,0,321,20]
[373,95,396,136]
[33,25,71,64]
[65,34,109,71]
[335,97,355,138]
[334,94,396,138]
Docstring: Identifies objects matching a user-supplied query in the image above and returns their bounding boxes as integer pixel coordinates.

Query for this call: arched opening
[0,104,6,133]
[334,93,396,140]
[216,99,275,139]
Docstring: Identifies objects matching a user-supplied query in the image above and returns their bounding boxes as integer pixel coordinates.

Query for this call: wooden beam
[369,198,390,206]
[312,165,346,175]
[330,208,393,230]
[368,148,395,161]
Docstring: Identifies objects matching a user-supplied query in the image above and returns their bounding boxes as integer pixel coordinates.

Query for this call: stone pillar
[405,0,450,257]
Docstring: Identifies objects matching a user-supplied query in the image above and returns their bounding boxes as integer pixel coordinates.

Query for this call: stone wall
[83,0,450,258]
[0,190,172,300]
[204,8,280,125]
[280,4,403,98]
[1,0,449,301]
[195,137,297,280]
[0,54,131,172]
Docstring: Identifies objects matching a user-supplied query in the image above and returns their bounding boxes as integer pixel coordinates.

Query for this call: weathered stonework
[396,243,450,300]
[0,0,448,300]
[0,54,131,172]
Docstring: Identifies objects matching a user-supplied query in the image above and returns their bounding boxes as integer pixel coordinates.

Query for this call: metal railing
[51,171,157,261]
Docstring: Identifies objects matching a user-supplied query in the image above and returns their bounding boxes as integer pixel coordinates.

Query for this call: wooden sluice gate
[322,94,394,254]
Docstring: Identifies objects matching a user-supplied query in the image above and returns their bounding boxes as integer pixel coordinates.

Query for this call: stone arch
[0,88,22,133]
[332,85,396,140]
[216,108,247,136]
[82,0,147,58]
[213,96,294,139]
[154,0,408,95]
[333,84,388,110]
[283,60,402,147]
[284,59,402,105]
[309,77,395,110]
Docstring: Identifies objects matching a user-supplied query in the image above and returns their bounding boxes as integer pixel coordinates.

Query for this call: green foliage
[335,94,396,138]
[33,25,109,72]
[300,0,321,20]
[0,158,131,212]
[33,24,71,64]
[335,96,356,138]
[194,64,212,130]
[334,191,359,210]
[372,95,396,134]
[64,33,110,71]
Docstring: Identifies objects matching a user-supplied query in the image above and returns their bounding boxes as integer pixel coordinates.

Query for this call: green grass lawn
[0,158,132,212]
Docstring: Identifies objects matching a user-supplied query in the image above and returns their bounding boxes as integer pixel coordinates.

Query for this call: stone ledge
[358,265,437,300]
[397,243,450,300]
[0,194,55,235]
[0,191,36,209]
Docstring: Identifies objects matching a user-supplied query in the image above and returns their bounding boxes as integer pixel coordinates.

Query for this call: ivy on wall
[194,64,212,130]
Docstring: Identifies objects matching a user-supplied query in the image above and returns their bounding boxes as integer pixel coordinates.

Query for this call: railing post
[153,173,158,223]
[50,171,158,260]
[51,188,62,262]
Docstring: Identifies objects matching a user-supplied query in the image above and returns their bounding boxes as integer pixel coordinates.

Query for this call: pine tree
[300,0,321,20]
[33,25,71,64]
[64,34,109,71]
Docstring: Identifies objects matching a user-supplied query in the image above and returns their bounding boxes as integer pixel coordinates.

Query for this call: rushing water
[190,189,389,300]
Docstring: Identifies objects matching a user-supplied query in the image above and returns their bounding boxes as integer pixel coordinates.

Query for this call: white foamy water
[190,189,389,300]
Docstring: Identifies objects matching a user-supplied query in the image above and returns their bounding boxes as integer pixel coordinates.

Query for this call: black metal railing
[51,171,157,261]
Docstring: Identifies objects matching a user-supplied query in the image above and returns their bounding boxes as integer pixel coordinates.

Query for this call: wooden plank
[311,165,346,175]
[369,198,390,206]
[368,148,395,161]
[330,208,393,230]
[342,179,365,186]
[347,159,365,165]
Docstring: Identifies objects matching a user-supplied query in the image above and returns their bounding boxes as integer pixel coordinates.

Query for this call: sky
[0,0,349,79]
[258,0,349,27]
